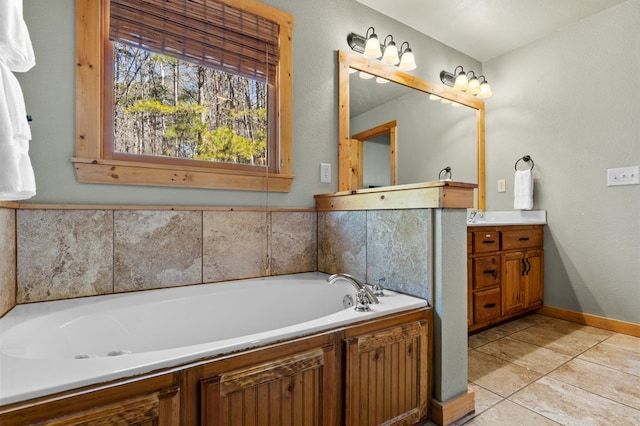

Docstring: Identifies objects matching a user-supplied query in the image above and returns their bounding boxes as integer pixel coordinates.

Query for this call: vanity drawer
[473,288,501,324]
[502,229,543,250]
[472,231,500,253]
[473,255,500,289]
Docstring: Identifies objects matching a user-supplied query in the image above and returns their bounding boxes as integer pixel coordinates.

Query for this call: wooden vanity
[0,308,432,426]
[467,225,544,332]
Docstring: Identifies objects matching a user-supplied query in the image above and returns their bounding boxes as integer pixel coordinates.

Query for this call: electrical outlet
[320,163,331,183]
[497,179,506,193]
[607,166,640,186]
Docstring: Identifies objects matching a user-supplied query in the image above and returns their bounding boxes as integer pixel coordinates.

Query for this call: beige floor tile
[467,383,503,416]
[463,400,560,426]
[509,324,603,356]
[548,358,640,410]
[469,328,511,349]
[579,342,640,377]
[603,333,640,354]
[476,337,572,374]
[468,350,542,397]
[510,376,640,425]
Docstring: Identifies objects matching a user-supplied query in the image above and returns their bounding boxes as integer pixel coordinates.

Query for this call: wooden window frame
[73,0,294,192]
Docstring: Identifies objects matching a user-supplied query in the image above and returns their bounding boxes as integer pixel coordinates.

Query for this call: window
[74,0,294,192]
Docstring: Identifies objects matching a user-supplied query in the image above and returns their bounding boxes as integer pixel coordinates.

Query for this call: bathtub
[0,272,427,406]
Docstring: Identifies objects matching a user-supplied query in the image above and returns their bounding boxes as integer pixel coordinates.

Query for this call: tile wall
[7,208,316,305]
[0,208,16,317]
[1,205,433,315]
[318,209,432,300]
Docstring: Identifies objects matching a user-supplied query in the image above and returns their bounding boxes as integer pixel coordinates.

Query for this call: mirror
[338,50,486,210]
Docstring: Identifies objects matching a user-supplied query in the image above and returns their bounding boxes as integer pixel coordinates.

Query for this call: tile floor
[428,314,640,425]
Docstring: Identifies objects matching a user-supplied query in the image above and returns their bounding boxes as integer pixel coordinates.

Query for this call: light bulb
[467,77,480,95]
[477,81,492,98]
[381,42,399,65]
[453,72,469,91]
[398,49,416,71]
[363,35,382,59]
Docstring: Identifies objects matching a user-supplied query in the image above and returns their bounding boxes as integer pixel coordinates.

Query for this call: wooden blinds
[109,0,280,84]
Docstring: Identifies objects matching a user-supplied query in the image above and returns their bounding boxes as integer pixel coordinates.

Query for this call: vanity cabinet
[468,225,544,332]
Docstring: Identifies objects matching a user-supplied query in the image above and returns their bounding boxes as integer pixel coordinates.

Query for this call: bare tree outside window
[112,43,269,166]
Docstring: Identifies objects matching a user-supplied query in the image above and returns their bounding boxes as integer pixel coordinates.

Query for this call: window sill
[72,158,294,192]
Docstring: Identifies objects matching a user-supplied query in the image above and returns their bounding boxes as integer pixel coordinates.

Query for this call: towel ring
[515,155,534,171]
[439,166,452,180]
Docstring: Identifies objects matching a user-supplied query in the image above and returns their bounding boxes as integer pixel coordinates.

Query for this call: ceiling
[355,0,628,62]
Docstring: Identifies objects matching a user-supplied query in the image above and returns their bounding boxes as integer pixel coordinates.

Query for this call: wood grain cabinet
[0,376,180,426]
[344,318,430,426]
[468,225,544,332]
[200,346,334,426]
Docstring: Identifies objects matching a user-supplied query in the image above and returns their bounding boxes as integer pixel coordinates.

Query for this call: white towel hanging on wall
[514,169,533,210]
[0,0,36,201]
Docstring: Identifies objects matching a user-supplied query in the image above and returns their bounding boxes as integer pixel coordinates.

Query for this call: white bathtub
[0,272,427,405]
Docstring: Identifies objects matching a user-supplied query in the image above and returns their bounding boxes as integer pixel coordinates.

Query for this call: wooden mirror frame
[338,50,486,210]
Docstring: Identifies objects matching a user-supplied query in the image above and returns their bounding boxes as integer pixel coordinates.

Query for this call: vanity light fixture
[347,28,417,73]
[398,42,417,71]
[381,35,399,65]
[466,71,480,96]
[363,27,382,58]
[476,75,492,99]
[440,66,492,99]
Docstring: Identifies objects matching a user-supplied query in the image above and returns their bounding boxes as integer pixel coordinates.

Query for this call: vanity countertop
[467,210,546,226]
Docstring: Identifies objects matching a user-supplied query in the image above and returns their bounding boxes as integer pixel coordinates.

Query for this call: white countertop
[467,210,546,226]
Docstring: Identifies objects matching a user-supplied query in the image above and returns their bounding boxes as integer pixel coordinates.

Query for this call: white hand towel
[0,62,35,200]
[0,0,36,201]
[0,0,36,72]
[514,169,533,210]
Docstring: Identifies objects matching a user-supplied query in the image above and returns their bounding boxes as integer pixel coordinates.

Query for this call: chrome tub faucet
[326,273,380,305]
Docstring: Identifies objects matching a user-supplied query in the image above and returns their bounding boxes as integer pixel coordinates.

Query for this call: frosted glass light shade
[453,72,469,91]
[477,81,492,98]
[381,43,399,65]
[398,50,416,71]
[363,35,382,59]
[467,77,480,95]
[359,71,374,79]
[375,77,389,84]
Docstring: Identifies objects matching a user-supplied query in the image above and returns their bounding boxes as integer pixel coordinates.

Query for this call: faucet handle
[373,277,385,297]
[354,289,371,311]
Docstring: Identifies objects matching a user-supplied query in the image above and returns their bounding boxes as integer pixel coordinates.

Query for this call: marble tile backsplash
[17,210,114,303]
[0,208,16,317]
[12,209,318,304]
[317,209,432,301]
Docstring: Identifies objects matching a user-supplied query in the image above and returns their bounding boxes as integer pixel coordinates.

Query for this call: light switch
[320,163,331,183]
[497,179,506,193]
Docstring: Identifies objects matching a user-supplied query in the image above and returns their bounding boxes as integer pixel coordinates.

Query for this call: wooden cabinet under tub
[467,225,544,332]
[0,308,432,425]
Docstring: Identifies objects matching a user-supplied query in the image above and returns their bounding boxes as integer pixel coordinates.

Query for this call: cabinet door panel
[524,249,544,308]
[345,321,427,426]
[201,348,328,426]
[502,252,526,316]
